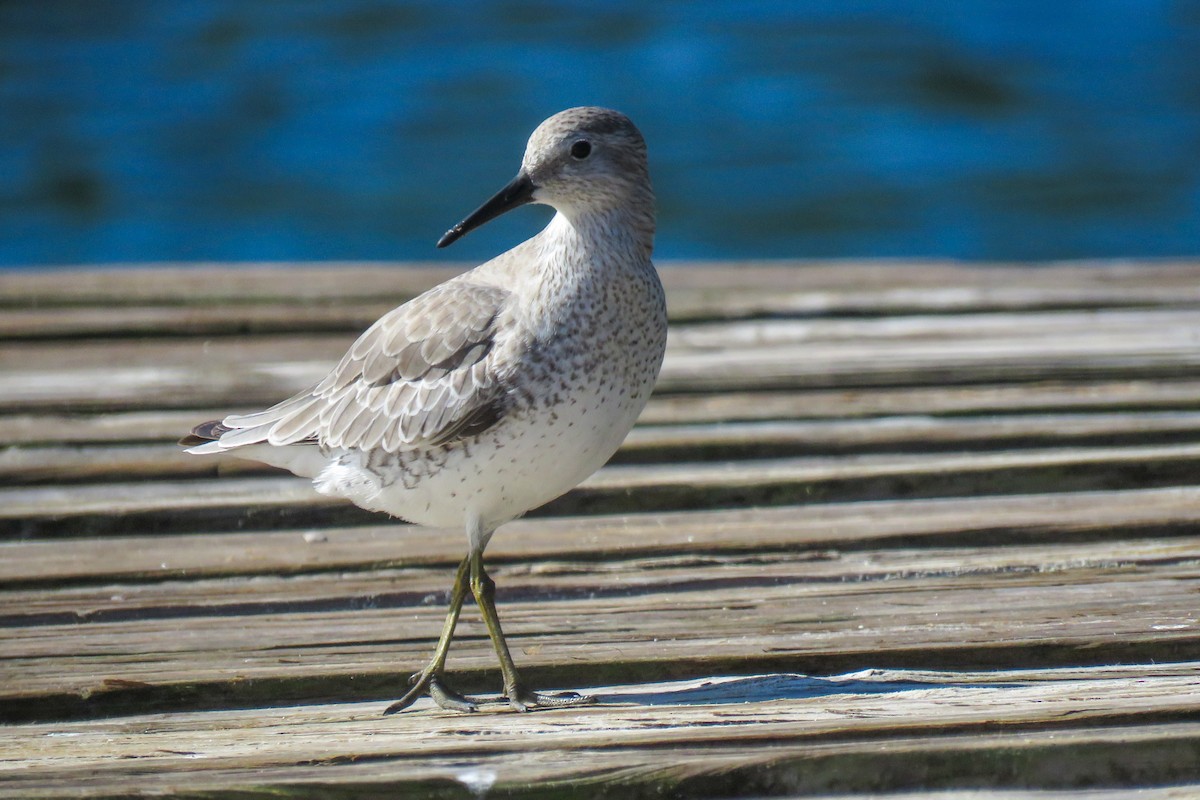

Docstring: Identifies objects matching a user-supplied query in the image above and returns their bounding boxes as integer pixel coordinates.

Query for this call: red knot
[183,107,667,713]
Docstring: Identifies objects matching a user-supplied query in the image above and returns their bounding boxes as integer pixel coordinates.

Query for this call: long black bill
[437,171,536,248]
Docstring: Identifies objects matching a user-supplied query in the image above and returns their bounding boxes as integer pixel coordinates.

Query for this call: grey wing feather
[216,281,511,453]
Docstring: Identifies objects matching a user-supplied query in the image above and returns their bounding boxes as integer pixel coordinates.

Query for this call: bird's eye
[570,140,592,160]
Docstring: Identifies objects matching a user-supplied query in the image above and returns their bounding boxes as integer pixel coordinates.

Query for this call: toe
[507,688,596,711]
[429,677,479,712]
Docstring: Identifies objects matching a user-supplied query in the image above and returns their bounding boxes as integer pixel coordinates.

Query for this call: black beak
[437,171,536,248]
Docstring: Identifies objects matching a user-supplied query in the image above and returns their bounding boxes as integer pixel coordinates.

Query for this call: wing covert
[223,281,512,453]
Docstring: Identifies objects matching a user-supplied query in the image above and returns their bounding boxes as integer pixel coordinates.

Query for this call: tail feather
[213,422,277,449]
[180,412,325,477]
[180,394,321,462]
[179,416,275,452]
[178,419,232,448]
[223,393,312,429]
[181,390,322,449]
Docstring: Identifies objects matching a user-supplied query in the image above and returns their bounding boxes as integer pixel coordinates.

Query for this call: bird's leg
[468,550,595,712]
[383,555,478,714]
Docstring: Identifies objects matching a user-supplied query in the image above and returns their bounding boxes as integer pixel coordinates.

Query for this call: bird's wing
[207,281,512,453]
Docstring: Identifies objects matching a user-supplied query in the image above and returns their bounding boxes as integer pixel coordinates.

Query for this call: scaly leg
[383,556,479,714]
[468,550,595,712]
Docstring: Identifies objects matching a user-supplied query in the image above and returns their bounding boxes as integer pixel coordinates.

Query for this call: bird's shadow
[592,672,1020,707]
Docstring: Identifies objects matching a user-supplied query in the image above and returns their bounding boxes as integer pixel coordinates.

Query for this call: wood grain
[2,261,1199,798]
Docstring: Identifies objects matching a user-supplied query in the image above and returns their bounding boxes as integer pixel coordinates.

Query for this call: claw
[506,686,596,712]
[383,669,434,715]
[429,676,479,713]
[383,669,490,714]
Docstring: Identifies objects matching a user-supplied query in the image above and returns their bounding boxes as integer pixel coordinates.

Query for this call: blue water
[2,1,1199,268]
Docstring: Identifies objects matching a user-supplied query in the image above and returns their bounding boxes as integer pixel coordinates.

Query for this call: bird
[181,107,667,713]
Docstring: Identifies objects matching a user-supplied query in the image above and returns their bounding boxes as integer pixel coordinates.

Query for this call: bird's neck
[540,203,656,268]
[522,206,657,328]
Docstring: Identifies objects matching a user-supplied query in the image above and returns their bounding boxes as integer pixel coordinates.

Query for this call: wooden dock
[2,260,1199,798]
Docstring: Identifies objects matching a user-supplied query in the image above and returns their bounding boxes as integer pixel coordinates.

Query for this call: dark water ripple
[1,0,1199,267]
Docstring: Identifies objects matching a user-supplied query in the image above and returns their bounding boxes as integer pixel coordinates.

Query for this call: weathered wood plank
[659,328,1200,392]
[0,302,396,340]
[6,306,1199,369]
[807,791,1200,800]
[5,323,1199,411]
[1,667,1197,798]
[2,529,1197,717]
[6,379,1200,447]
[5,556,1195,680]
[640,379,1200,425]
[6,300,1200,343]
[624,412,1200,457]
[3,486,1198,584]
[4,411,1199,485]
[4,261,1199,796]
[668,308,1200,349]
[5,442,1199,537]
[8,530,1199,622]
[4,260,1200,315]
[0,409,207,446]
[0,262,458,306]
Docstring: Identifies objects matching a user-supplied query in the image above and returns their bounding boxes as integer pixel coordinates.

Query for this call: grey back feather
[220,281,511,453]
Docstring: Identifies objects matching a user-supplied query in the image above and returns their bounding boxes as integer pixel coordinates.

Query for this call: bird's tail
[178,419,234,452]
[180,400,327,478]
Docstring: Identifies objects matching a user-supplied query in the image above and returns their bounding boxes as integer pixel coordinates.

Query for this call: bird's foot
[384,669,485,714]
[383,670,597,714]
[504,684,596,713]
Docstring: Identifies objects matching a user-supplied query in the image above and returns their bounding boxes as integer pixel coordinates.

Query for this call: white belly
[301,257,666,540]
[311,368,653,533]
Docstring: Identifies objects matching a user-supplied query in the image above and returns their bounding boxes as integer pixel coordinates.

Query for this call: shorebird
[182,107,667,713]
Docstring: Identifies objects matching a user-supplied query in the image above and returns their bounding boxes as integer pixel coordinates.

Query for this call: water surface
[2,1,1199,267]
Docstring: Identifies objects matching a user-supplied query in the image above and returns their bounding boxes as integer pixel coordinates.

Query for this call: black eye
[570,139,592,159]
